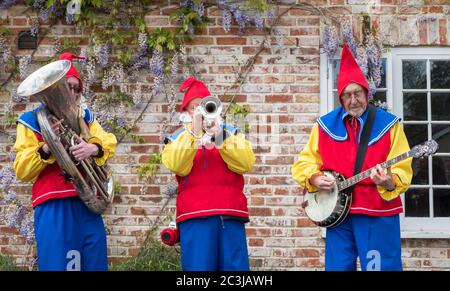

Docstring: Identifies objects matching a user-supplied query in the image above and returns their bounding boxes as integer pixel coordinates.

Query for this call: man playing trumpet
[161,76,255,271]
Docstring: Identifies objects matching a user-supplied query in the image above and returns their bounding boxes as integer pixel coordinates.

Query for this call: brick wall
[1,0,450,270]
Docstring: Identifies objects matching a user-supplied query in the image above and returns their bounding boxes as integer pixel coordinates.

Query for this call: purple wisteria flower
[322,25,339,60]
[0,0,17,10]
[0,36,11,64]
[30,22,40,37]
[19,55,32,80]
[94,43,110,68]
[341,21,358,58]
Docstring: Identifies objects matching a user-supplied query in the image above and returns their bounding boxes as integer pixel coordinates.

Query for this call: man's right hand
[42,118,64,155]
[310,174,336,192]
[42,143,50,154]
[192,106,203,137]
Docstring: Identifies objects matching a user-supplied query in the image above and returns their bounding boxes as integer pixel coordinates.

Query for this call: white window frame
[320,47,450,238]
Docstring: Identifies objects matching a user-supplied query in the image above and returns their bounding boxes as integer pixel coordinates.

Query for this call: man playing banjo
[292,44,413,271]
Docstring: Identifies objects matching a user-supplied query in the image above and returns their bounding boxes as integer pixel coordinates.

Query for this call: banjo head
[303,171,350,227]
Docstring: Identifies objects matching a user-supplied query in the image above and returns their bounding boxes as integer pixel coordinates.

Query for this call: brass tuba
[17,60,114,214]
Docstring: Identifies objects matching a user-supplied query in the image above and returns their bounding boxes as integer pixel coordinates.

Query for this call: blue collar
[17,105,95,135]
[317,106,400,145]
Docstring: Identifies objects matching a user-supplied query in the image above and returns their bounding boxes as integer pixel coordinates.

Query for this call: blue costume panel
[179,215,250,271]
[325,214,402,271]
[34,197,107,271]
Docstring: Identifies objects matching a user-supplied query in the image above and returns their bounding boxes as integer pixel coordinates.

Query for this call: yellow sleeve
[161,129,199,177]
[377,122,413,201]
[13,123,56,182]
[87,119,117,166]
[218,131,255,175]
[291,123,323,193]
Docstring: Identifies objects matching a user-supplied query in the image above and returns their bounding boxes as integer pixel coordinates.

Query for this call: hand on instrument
[51,117,64,135]
[42,118,64,154]
[69,135,98,161]
[192,106,203,137]
[370,164,396,191]
[310,174,336,192]
[203,117,222,138]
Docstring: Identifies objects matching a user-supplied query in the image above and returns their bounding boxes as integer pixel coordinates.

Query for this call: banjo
[303,140,438,228]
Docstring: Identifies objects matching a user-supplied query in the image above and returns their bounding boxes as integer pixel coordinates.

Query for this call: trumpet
[199,96,222,121]
[179,96,223,144]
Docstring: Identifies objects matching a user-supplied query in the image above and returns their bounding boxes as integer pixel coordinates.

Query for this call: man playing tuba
[13,53,117,271]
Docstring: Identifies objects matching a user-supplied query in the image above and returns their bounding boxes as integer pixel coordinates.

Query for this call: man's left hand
[69,135,98,161]
[203,117,222,138]
[370,164,396,191]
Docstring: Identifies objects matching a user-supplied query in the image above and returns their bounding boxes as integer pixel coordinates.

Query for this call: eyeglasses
[68,84,82,94]
[341,89,364,101]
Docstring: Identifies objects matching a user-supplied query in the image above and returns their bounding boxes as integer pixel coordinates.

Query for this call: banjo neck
[337,152,411,192]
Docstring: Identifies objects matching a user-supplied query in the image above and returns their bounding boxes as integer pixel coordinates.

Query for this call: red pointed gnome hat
[178,76,211,111]
[59,52,85,89]
[337,43,368,103]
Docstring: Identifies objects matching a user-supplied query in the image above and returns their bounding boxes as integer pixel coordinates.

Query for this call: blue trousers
[325,214,402,271]
[34,197,108,271]
[179,216,250,271]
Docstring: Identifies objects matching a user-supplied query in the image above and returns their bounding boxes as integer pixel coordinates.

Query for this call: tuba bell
[17,60,114,214]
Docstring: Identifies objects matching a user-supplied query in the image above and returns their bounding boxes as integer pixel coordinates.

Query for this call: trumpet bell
[200,96,222,119]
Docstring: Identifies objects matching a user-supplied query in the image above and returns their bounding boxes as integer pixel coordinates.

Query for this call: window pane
[333,90,339,109]
[373,91,386,103]
[432,124,450,153]
[403,93,427,121]
[432,156,450,185]
[431,61,450,89]
[379,58,387,88]
[402,60,426,89]
[433,189,450,217]
[405,188,430,217]
[404,124,428,148]
[431,93,450,120]
[412,157,429,185]
[332,60,340,89]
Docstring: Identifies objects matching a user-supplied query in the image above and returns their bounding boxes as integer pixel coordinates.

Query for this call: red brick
[430,6,444,13]
[250,188,272,195]
[248,238,264,247]
[249,207,272,216]
[296,258,323,268]
[250,197,265,206]
[185,37,214,45]
[265,95,292,103]
[266,177,288,185]
[265,156,295,165]
[439,19,447,45]
[208,27,240,35]
[216,37,247,45]
[290,28,320,36]
[130,207,147,215]
[424,0,449,4]
[219,94,246,102]
[419,18,428,44]
[293,249,320,258]
[130,186,160,195]
[242,46,271,55]
[12,18,27,26]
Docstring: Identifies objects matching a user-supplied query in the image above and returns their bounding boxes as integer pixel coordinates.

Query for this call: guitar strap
[345,104,376,194]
